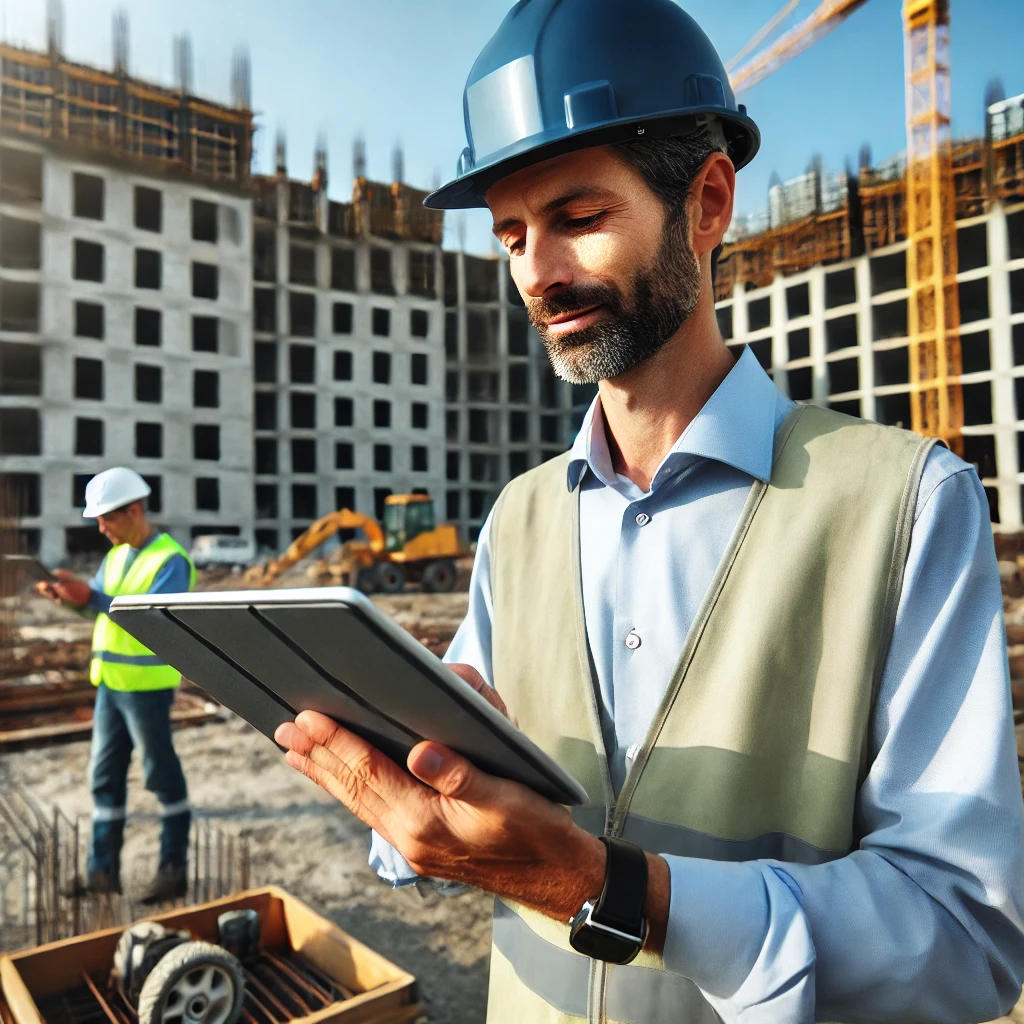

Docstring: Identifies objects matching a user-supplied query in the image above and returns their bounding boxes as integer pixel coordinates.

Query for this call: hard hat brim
[424,109,760,211]
[82,494,151,519]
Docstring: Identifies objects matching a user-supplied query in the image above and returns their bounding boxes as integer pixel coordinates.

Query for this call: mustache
[527,282,624,329]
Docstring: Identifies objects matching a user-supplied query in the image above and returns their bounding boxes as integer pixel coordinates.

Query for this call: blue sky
[3,0,1019,252]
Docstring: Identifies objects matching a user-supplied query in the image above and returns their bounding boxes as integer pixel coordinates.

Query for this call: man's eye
[505,237,526,255]
[564,213,604,230]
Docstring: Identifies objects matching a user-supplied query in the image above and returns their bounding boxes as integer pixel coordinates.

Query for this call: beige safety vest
[484,405,934,1024]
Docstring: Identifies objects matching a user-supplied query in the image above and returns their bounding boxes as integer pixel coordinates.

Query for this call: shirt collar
[566,346,789,492]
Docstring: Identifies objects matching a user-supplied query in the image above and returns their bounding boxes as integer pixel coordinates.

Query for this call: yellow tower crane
[730,0,964,453]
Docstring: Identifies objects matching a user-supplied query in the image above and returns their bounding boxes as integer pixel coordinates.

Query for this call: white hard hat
[83,467,151,519]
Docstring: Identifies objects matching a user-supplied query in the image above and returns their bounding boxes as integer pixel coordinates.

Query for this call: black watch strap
[593,836,648,935]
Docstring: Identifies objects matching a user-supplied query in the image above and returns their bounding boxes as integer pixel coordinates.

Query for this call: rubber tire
[422,559,457,594]
[136,941,245,1024]
[376,563,406,594]
[355,567,377,594]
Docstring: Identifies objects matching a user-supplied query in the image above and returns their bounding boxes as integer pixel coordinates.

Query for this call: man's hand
[448,663,509,718]
[36,570,90,608]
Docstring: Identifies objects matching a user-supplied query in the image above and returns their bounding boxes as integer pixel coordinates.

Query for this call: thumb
[407,742,495,802]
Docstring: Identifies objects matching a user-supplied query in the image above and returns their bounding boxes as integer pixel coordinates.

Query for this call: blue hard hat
[424,0,760,211]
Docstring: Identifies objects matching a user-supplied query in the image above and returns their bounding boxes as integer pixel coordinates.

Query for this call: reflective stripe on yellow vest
[90,533,196,692]
[484,406,935,1024]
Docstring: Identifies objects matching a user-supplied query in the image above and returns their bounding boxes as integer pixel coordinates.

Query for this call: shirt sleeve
[660,450,1024,1022]
[149,553,193,595]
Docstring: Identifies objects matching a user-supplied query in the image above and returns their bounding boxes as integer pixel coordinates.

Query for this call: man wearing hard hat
[38,467,195,904]
[275,1,1024,1021]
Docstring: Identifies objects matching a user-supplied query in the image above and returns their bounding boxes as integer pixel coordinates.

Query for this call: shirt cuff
[368,830,422,888]
[86,589,113,616]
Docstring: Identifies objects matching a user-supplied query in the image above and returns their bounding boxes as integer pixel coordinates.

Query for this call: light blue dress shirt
[371,347,1024,1021]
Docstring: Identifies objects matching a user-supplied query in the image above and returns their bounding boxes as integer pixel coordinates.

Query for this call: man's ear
[689,153,735,261]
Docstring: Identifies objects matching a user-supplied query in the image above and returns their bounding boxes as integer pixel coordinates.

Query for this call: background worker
[275,1,1024,1022]
[37,467,196,904]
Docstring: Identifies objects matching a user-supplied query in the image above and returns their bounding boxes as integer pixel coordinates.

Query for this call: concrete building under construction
[716,90,1024,527]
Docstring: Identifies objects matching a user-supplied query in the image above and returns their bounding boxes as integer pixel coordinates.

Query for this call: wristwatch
[568,836,649,964]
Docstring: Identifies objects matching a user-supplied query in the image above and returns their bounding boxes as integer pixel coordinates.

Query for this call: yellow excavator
[244,493,466,594]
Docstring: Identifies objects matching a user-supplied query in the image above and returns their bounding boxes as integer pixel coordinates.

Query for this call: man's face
[486,147,703,385]
[96,503,141,546]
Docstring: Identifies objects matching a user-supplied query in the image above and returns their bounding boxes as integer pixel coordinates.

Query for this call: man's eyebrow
[491,187,611,238]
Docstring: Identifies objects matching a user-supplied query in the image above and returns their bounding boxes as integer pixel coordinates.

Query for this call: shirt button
[635,512,650,526]
[625,630,641,650]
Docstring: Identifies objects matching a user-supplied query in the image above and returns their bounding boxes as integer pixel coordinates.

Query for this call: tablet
[2,554,57,584]
[108,588,587,806]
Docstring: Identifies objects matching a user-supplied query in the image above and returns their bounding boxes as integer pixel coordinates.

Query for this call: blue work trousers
[88,684,190,880]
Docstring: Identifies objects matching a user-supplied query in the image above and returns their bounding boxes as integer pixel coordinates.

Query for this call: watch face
[568,902,645,965]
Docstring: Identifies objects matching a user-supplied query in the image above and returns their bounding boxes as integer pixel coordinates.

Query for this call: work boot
[139,864,188,905]
[63,870,121,898]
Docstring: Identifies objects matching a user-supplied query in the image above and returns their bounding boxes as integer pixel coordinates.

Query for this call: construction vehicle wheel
[355,568,377,594]
[376,563,406,594]
[422,559,457,594]
[137,941,244,1024]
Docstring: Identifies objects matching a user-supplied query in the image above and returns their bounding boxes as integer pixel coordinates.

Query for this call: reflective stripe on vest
[485,406,934,1023]
[89,533,196,692]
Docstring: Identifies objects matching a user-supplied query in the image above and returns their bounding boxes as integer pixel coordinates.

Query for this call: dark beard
[527,212,703,385]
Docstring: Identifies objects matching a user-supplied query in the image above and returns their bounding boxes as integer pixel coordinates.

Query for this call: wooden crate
[0,886,421,1024]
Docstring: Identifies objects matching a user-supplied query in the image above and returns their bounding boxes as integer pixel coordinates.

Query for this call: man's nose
[516,234,573,301]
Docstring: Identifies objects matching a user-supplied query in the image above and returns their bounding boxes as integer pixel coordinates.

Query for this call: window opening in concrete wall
[335,442,354,470]
[193,424,220,461]
[135,422,162,458]
[73,240,104,282]
[194,370,220,408]
[0,216,40,269]
[333,302,353,334]
[289,344,315,384]
[0,279,38,332]
[373,351,391,385]
[788,327,810,361]
[73,173,104,220]
[289,291,315,336]
[1011,269,1024,316]
[447,452,460,481]
[289,244,316,286]
[134,186,162,232]
[829,398,861,416]
[825,267,856,308]
[253,229,276,282]
[446,490,460,520]
[509,451,530,478]
[469,408,495,443]
[411,352,428,386]
[75,357,103,400]
[825,314,858,352]
[66,525,107,554]
[876,391,911,428]
[748,339,771,370]
[0,472,40,518]
[786,283,810,319]
[961,330,991,374]
[0,408,39,455]
[254,289,276,333]
[141,475,162,513]
[506,262,524,307]
[539,365,560,408]
[468,371,499,402]
[132,307,161,347]
[408,250,436,298]
[72,473,92,508]
[715,304,733,340]
[872,300,908,340]
[256,528,279,551]
[374,444,392,472]
[134,363,162,403]
[412,446,428,472]
[331,247,356,292]
[0,148,42,205]
[508,311,529,356]
[1008,211,1024,261]
[747,296,771,332]
[1014,323,1024,366]
[135,248,162,289]
[75,417,103,456]
[334,350,352,381]
[959,278,989,322]
[787,365,813,401]
[470,454,499,482]
[828,356,859,395]
[374,488,393,520]
[192,261,219,300]
[508,363,529,404]
[254,342,277,383]
[412,402,428,429]
[540,415,561,444]
[195,477,220,511]
[336,486,356,513]
[964,380,993,425]
[255,393,277,430]
[334,397,353,427]
[957,223,988,273]
[411,309,429,338]
[467,310,500,361]
[469,490,494,520]
[446,410,459,441]
[986,487,1000,524]
[373,399,391,428]
[445,313,459,358]
[869,252,907,298]
[509,410,529,442]
[372,308,390,336]
[465,256,499,302]
[191,315,218,352]
[255,484,278,519]
[75,301,104,340]
[192,199,219,243]
[874,345,910,386]
[444,253,459,307]
[964,434,997,479]
[255,438,277,474]
[291,439,317,474]
[370,247,394,295]
[290,392,316,429]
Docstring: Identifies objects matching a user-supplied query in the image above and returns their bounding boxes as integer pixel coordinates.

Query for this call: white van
[190,534,257,570]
